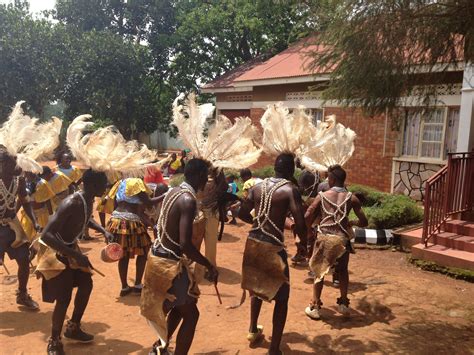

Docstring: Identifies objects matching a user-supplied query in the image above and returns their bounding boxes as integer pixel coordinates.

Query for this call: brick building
[201,40,473,200]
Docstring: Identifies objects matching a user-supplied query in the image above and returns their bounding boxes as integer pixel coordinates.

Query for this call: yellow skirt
[106,217,151,258]
[19,207,49,242]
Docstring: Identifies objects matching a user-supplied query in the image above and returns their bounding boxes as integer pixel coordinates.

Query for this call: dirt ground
[1,220,474,354]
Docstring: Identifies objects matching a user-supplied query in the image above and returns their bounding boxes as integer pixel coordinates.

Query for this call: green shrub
[169,174,184,187]
[253,165,275,178]
[366,195,423,229]
[347,184,423,229]
[348,184,385,207]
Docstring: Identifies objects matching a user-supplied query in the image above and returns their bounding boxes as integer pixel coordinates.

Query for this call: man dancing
[304,165,367,319]
[0,146,40,309]
[239,154,307,355]
[38,169,111,354]
[141,159,218,355]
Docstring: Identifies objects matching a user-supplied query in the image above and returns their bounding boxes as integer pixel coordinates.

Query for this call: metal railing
[422,151,474,246]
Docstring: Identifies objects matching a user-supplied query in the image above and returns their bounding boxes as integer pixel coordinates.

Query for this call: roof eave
[201,86,254,94]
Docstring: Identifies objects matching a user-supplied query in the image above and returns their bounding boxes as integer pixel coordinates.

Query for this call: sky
[0,0,56,14]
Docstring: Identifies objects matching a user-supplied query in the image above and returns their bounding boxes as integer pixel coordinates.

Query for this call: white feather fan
[300,115,356,172]
[260,103,315,156]
[0,101,62,173]
[172,93,262,169]
[66,115,160,177]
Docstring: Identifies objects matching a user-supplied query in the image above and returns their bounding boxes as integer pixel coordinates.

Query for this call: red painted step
[434,232,474,253]
[412,243,474,271]
[444,220,474,237]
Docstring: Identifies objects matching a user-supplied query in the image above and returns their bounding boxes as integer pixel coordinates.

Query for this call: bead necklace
[0,177,19,218]
[153,183,196,260]
[250,178,289,246]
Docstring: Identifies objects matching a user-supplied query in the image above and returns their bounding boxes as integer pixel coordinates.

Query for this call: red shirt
[144,166,166,185]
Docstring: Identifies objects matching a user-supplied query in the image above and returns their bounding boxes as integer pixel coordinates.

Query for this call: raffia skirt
[106,217,151,258]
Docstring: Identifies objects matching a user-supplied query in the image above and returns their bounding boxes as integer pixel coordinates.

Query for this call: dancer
[239,154,307,355]
[303,165,367,319]
[171,93,261,284]
[238,103,314,355]
[38,169,110,354]
[40,166,74,210]
[195,167,227,281]
[141,159,218,355]
[0,102,62,310]
[107,177,165,296]
[56,152,82,188]
[36,113,157,354]
[19,170,55,242]
[0,146,40,309]
[297,115,365,318]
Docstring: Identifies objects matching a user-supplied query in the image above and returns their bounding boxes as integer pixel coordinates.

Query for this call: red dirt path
[1,221,474,354]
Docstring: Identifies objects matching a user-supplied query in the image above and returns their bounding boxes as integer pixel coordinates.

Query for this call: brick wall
[248,106,398,192]
[324,108,397,192]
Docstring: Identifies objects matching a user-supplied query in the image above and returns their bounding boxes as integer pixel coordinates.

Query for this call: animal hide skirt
[309,233,347,284]
[140,252,199,346]
[241,232,289,302]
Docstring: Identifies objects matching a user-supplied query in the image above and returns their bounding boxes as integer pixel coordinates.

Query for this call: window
[401,107,460,160]
[444,108,460,155]
[310,108,324,125]
[288,108,324,125]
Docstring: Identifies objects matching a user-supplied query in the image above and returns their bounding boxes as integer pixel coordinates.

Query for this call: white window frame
[400,107,448,163]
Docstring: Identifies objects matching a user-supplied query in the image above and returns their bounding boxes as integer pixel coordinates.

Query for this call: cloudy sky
[0,0,56,14]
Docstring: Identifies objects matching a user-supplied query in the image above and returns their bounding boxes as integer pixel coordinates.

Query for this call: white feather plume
[66,115,158,176]
[260,103,315,156]
[300,115,356,172]
[0,101,62,173]
[172,93,262,169]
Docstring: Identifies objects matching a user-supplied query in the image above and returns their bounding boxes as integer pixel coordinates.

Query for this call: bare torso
[250,178,303,243]
[50,193,92,243]
[318,190,353,236]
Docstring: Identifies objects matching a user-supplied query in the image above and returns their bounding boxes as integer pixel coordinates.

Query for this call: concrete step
[434,232,474,253]
[412,243,474,271]
[444,220,474,237]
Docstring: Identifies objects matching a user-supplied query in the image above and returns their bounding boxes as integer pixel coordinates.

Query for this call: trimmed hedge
[348,184,423,229]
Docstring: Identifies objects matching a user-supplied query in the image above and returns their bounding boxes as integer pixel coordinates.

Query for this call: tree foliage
[307,0,473,116]
[1,0,313,135]
[0,2,67,117]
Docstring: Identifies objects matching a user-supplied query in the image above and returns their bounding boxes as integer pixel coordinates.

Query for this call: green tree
[307,0,473,116]
[61,30,160,138]
[0,2,69,118]
[169,0,312,90]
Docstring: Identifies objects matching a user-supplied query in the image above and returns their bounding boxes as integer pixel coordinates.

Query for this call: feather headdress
[260,103,315,156]
[0,101,62,173]
[66,115,160,177]
[172,93,262,169]
[300,115,356,172]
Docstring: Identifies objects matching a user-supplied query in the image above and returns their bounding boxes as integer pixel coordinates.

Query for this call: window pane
[421,142,441,158]
[422,124,443,142]
[444,108,460,156]
[402,110,421,156]
[310,109,323,125]
[424,109,444,123]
